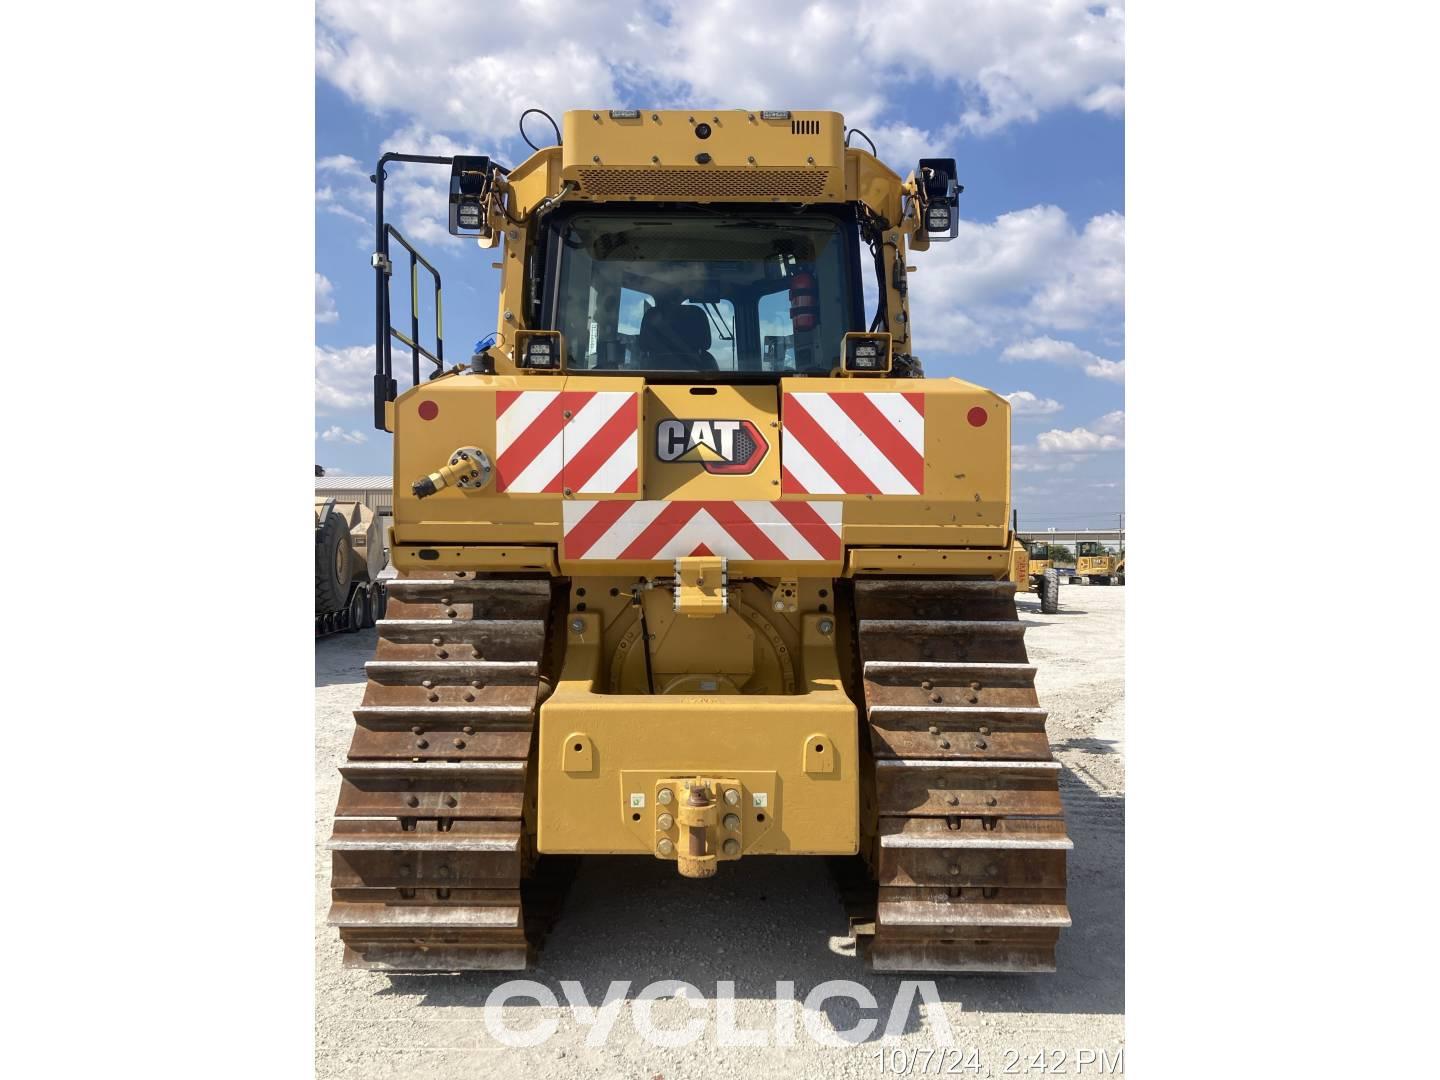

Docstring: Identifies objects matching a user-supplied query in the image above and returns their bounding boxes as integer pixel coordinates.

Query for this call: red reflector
[418,400,439,421]
[967,406,988,427]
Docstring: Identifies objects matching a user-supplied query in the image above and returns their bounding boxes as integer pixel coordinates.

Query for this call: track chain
[850,578,1072,973]
[325,572,574,971]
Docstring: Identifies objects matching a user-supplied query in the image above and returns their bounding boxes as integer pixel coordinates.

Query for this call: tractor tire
[1040,568,1061,614]
[346,584,366,632]
[371,581,387,621]
[315,511,350,613]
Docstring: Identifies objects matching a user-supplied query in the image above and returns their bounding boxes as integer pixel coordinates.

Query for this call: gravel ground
[316,581,1124,1078]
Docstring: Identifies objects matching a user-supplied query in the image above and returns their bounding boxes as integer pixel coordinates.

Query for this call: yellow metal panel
[538,609,857,856]
[537,694,858,855]
[644,384,779,500]
[845,547,1012,577]
[390,544,558,574]
[560,110,846,203]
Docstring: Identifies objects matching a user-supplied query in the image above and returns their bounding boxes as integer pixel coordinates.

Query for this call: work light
[917,157,961,242]
[842,332,892,374]
[516,331,563,371]
[448,154,494,238]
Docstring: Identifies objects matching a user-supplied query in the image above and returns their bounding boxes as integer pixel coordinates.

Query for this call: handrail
[371,153,453,429]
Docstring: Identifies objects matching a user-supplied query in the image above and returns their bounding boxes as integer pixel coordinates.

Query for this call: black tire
[346,584,366,632]
[371,581,387,622]
[315,511,350,612]
[1040,568,1060,614]
[358,583,375,629]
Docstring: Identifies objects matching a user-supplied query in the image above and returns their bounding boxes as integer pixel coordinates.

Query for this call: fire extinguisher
[788,268,818,331]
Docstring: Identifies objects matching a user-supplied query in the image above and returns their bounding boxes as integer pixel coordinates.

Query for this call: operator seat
[637,303,718,372]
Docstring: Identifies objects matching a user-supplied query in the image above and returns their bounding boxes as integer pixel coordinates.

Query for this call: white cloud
[319,425,368,445]
[1004,390,1063,416]
[316,2,1124,147]
[1002,334,1126,381]
[315,273,339,323]
[1092,410,1125,435]
[1037,425,1124,453]
[316,343,373,411]
[908,207,1125,357]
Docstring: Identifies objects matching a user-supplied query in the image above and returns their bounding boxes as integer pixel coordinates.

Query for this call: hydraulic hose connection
[411,447,493,499]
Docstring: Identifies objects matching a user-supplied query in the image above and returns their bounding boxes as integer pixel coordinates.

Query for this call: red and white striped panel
[495,390,639,494]
[781,391,925,495]
[563,500,843,562]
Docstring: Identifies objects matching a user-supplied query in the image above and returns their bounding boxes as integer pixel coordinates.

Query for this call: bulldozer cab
[1028,540,1051,560]
[540,207,862,377]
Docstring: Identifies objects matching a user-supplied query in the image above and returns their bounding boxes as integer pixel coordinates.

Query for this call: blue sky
[315,1,1125,530]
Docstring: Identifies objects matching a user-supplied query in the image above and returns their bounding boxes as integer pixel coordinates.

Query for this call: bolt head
[658,812,674,830]
[818,618,834,634]
[658,838,675,856]
[723,813,741,831]
[722,838,740,856]
[657,788,674,805]
[444,795,458,808]
[406,796,419,808]
[723,788,741,805]
[415,738,429,749]
[570,617,586,634]
[421,679,434,689]
[453,738,466,749]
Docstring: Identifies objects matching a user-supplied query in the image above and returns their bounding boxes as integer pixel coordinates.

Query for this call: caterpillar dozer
[1024,540,1062,614]
[1070,540,1125,585]
[325,109,1071,973]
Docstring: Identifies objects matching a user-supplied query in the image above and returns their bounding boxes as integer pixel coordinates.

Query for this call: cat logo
[655,418,769,475]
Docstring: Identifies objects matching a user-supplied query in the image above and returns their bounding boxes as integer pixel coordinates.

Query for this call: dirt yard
[315,580,1124,1078]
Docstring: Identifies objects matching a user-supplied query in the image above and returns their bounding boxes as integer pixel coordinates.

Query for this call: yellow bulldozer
[1069,540,1125,586]
[325,108,1071,973]
[1025,540,1062,614]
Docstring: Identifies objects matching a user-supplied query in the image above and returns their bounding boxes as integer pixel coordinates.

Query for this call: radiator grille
[576,168,830,198]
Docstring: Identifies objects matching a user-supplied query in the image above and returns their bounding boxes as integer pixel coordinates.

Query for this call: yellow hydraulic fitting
[411,446,492,498]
